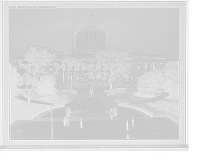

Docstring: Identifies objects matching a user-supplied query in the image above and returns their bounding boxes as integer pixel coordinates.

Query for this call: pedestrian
[126,120,129,131]
[125,133,130,139]
[66,116,69,126]
[110,110,113,120]
[63,116,66,127]
[131,117,135,127]
[80,118,83,129]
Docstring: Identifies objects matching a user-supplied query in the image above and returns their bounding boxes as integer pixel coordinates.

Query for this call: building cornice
[75,26,107,34]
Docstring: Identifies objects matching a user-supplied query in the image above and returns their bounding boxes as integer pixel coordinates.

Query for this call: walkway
[10,91,179,140]
[37,91,145,120]
[16,91,169,108]
[15,90,169,120]
[129,92,169,105]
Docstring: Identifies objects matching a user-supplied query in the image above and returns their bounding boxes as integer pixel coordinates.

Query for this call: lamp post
[131,67,134,105]
[50,103,53,140]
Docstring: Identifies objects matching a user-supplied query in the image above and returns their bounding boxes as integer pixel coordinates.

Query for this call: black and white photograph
[0,1,187,150]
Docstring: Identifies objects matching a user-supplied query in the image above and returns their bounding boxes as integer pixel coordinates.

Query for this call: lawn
[119,98,179,123]
[10,89,76,123]
[18,89,76,104]
[109,88,179,123]
[109,88,163,103]
[11,97,54,124]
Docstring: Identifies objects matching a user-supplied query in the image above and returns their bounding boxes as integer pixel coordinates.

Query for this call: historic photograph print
[3,1,186,147]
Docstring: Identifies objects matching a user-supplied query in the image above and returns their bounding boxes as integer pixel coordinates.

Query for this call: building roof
[75,26,107,34]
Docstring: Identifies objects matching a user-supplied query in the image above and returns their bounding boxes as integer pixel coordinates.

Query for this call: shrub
[134,92,155,98]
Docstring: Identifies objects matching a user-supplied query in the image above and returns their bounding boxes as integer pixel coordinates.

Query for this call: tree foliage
[36,74,56,97]
[10,64,24,97]
[137,68,164,93]
[163,61,179,100]
[15,44,58,99]
[89,48,131,89]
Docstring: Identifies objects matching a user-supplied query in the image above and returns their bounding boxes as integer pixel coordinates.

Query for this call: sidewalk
[10,118,179,142]
[129,92,169,105]
[39,91,119,119]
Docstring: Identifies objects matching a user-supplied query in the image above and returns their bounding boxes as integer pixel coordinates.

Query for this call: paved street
[11,118,179,140]
[10,90,179,140]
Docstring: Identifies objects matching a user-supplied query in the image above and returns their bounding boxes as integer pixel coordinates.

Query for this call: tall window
[138,64,140,70]
[153,64,156,69]
[145,64,148,70]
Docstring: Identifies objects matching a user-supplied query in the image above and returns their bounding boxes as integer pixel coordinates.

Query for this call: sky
[9,8,179,61]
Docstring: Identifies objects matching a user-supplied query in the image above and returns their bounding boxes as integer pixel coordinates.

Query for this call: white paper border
[3,2,186,148]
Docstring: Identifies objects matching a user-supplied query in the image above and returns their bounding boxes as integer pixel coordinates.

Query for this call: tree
[57,56,87,90]
[163,61,179,100]
[36,75,57,97]
[136,69,165,94]
[10,64,26,97]
[22,73,32,89]
[95,50,131,89]
[19,44,56,115]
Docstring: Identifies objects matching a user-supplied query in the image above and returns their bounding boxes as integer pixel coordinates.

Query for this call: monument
[81,85,103,115]
[88,85,95,115]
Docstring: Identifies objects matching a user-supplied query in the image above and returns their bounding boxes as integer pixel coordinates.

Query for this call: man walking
[126,120,129,131]
[80,118,83,129]
[131,117,135,127]
[63,116,67,127]
[125,133,130,139]
[66,116,69,126]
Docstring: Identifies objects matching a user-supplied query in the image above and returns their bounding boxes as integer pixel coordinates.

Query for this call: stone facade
[75,26,107,52]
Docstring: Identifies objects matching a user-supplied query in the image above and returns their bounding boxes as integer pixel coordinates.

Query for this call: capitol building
[16,25,167,88]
